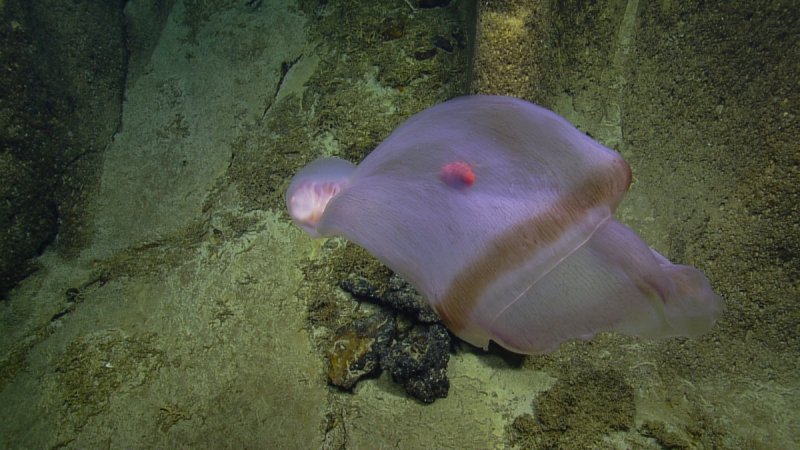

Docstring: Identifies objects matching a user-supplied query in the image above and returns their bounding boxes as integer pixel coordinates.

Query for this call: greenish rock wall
[0,0,127,297]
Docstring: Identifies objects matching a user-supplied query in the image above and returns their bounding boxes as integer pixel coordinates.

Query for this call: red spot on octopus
[439,161,476,189]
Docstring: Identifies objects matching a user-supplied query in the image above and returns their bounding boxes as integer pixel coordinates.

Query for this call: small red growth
[439,161,475,190]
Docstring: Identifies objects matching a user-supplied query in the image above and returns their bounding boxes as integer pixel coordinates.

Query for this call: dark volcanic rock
[326,312,395,390]
[382,323,450,403]
[337,273,452,402]
[341,273,439,323]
